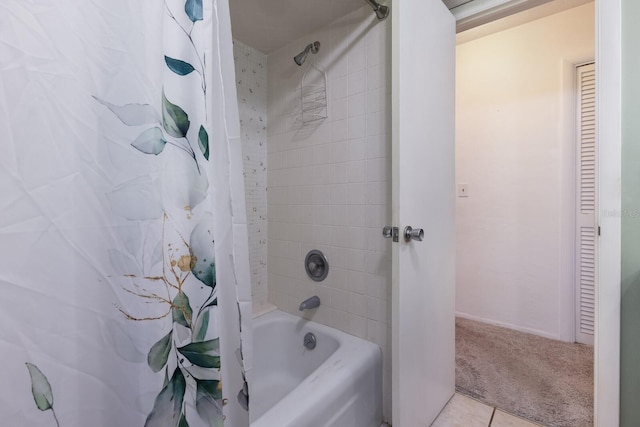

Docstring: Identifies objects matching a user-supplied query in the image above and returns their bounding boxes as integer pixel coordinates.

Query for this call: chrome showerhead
[364,0,389,21]
[294,41,321,66]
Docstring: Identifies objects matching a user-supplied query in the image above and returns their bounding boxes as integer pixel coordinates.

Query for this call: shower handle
[403,226,424,242]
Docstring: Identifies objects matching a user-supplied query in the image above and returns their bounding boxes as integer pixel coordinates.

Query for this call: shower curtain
[0,0,251,426]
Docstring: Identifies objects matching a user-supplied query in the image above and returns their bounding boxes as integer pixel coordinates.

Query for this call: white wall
[266,6,392,420]
[233,41,269,314]
[455,3,594,340]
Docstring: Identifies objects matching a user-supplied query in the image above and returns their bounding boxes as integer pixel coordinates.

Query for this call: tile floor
[381,393,544,427]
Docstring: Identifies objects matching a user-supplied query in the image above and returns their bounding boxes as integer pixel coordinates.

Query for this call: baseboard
[455,311,565,342]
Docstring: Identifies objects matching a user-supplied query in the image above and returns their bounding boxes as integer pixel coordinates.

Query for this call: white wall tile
[348,183,366,205]
[348,227,368,250]
[349,270,367,295]
[331,246,350,269]
[330,184,349,205]
[348,160,366,183]
[366,87,386,114]
[366,134,388,159]
[348,249,366,272]
[348,69,366,95]
[330,141,350,163]
[331,118,349,142]
[330,76,348,100]
[366,181,387,205]
[366,157,387,182]
[265,6,392,421]
[348,40,366,73]
[348,205,367,227]
[311,144,332,165]
[348,292,368,317]
[330,287,349,312]
[330,204,349,226]
[330,163,349,184]
[349,138,366,161]
[348,93,367,118]
[349,314,368,339]
[331,97,348,120]
[348,115,366,139]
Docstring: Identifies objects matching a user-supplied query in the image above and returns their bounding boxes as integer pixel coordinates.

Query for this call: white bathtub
[249,309,382,427]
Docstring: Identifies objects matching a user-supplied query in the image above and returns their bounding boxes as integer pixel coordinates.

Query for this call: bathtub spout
[299,296,321,311]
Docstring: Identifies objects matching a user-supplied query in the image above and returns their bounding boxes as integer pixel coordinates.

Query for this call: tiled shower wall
[233,41,269,313]
[266,6,392,419]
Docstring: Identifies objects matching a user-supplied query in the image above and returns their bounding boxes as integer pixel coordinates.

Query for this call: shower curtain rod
[364,0,389,20]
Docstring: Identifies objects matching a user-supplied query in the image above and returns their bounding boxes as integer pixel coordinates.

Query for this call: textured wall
[455,3,594,340]
[266,6,392,420]
[233,41,269,313]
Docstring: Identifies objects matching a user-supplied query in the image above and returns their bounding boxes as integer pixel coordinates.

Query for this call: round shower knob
[305,249,329,282]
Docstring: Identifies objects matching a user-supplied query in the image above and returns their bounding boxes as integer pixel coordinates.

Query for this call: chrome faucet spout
[299,295,321,311]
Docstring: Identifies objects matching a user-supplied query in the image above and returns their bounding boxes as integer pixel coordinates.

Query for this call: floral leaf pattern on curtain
[5,0,249,424]
[25,364,60,427]
[96,0,221,414]
[98,0,222,422]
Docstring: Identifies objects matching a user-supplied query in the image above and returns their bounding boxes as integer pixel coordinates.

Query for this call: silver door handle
[404,226,424,242]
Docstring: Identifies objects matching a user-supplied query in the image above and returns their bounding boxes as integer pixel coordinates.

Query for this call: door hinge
[598,225,601,237]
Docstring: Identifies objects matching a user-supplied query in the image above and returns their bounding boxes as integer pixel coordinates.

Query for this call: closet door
[575,62,596,346]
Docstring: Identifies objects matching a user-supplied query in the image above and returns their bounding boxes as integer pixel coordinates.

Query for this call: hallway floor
[380,393,540,426]
[432,393,542,426]
[455,317,593,427]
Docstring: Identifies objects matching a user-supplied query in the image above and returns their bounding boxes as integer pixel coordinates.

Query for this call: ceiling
[229,0,481,54]
[229,0,591,54]
[229,0,366,54]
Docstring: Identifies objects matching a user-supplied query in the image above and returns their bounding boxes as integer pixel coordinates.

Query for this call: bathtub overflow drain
[303,332,317,350]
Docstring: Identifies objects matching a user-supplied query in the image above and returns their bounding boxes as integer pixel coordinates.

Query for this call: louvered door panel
[579,226,595,336]
[576,63,596,345]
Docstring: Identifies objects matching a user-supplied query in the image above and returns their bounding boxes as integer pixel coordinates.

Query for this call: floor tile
[491,410,543,427]
[431,393,494,427]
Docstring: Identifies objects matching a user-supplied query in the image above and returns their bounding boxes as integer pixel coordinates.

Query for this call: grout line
[488,407,496,426]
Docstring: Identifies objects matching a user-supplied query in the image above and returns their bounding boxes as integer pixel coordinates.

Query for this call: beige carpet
[455,317,593,427]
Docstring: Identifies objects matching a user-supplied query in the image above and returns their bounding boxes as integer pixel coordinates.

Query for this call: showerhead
[294,41,321,66]
[364,0,389,21]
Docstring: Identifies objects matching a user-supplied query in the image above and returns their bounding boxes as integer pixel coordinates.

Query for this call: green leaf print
[147,330,173,373]
[177,339,220,368]
[194,309,209,342]
[165,56,196,76]
[172,292,193,328]
[25,363,54,411]
[198,126,209,160]
[131,127,167,155]
[93,96,158,126]
[190,214,215,288]
[25,363,60,427]
[162,91,190,138]
[195,380,223,427]
[178,413,190,427]
[144,368,186,427]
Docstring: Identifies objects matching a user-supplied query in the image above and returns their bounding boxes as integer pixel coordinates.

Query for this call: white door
[391,0,456,425]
